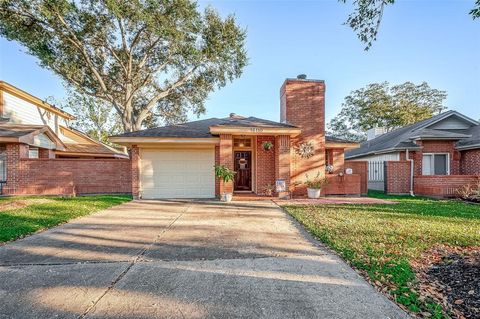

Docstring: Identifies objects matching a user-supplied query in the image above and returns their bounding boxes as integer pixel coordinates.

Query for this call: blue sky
[0,0,479,124]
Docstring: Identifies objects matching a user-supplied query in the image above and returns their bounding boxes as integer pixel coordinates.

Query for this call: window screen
[28,148,39,159]
[433,154,447,175]
[422,153,448,175]
[422,155,432,175]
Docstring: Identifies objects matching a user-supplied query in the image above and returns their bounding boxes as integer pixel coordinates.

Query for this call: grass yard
[283,191,480,318]
[0,195,132,243]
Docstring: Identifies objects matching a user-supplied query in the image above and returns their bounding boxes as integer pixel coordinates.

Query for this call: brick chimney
[280,75,326,195]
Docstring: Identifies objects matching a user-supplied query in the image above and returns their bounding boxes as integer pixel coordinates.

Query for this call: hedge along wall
[4,156,131,196]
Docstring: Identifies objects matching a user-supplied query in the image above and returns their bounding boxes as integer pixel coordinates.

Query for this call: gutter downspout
[406,149,415,196]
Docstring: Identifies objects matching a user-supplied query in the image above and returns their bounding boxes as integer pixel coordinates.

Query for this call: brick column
[131,145,140,199]
[39,148,55,158]
[275,135,291,198]
[332,149,345,174]
[452,150,461,175]
[4,143,21,195]
[219,134,233,194]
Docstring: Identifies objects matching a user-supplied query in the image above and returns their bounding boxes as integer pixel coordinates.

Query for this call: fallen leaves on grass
[412,245,480,319]
[0,198,54,212]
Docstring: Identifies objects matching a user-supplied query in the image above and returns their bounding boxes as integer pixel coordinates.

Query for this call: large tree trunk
[121,112,134,132]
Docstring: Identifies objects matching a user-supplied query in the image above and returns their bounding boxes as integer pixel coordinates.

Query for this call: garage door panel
[140,149,215,199]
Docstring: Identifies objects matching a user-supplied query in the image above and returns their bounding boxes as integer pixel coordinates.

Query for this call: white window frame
[28,147,39,159]
[422,153,450,176]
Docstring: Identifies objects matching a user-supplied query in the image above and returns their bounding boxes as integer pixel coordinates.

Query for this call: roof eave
[456,143,480,151]
[109,136,220,146]
[420,111,479,129]
[0,81,75,120]
[325,141,359,149]
[410,136,471,141]
[209,126,301,136]
[345,146,421,159]
[55,150,129,158]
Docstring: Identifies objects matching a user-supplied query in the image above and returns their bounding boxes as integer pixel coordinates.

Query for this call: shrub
[305,172,329,189]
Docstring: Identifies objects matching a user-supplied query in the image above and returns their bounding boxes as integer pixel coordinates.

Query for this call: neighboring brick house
[346,111,480,197]
[111,76,361,199]
[0,81,129,195]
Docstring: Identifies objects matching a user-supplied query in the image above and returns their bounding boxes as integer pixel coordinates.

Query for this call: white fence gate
[368,161,385,191]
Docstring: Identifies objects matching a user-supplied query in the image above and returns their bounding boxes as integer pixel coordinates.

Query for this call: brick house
[0,81,130,195]
[346,111,480,197]
[111,76,363,199]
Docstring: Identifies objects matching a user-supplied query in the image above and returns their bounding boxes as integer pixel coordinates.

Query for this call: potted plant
[263,183,275,196]
[262,141,274,151]
[214,164,236,202]
[305,172,329,199]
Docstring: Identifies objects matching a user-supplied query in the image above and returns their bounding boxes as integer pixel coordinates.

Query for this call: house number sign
[276,179,286,192]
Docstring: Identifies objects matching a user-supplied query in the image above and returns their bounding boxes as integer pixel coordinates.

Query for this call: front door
[234,151,252,191]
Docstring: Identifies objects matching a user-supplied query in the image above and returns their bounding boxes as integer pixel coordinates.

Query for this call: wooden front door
[234,151,252,191]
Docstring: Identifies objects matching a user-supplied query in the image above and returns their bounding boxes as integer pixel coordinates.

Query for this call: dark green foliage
[341,0,480,50]
[214,164,236,183]
[0,0,247,132]
[327,81,447,141]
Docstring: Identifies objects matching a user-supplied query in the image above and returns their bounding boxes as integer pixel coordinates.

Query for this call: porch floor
[232,193,276,201]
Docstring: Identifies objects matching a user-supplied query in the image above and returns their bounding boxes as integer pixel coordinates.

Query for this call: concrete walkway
[0,200,409,319]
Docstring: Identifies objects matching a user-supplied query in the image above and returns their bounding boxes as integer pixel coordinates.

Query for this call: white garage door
[140,148,215,199]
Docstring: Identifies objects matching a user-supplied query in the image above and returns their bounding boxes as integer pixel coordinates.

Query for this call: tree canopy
[341,0,480,50]
[61,90,122,144]
[327,81,448,142]
[0,0,247,132]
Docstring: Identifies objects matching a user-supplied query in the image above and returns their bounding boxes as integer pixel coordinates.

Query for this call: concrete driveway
[0,200,409,319]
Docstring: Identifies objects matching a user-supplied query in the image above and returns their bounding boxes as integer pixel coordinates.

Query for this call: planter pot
[221,193,233,202]
[307,188,321,199]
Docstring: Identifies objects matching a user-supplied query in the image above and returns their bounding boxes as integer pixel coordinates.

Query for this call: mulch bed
[412,245,480,319]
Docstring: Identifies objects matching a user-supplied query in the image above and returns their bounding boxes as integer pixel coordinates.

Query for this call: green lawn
[283,191,480,318]
[0,195,132,243]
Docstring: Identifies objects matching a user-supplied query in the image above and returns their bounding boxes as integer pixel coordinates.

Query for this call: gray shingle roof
[409,128,472,140]
[457,125,480,149]
[325,135,358,143]
[113,116,298,138]
[0,124,45,138]
[345,111,479,159]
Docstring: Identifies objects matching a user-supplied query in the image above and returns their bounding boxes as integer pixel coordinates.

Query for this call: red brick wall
[4,144,21,194]
[414,140,461,175]
[344,160,368,195]
[4,154,131,196]
[323,174,361,196]
[275,135,291,198]
[38,148,54,158]
[461,149,480,175]
[219,134,234,194]
[329,149,345,174]
[256,136,275,195]
[215,145,220,196]
[131,145,140,198]
[385,161,411,194]
[280,79,325,196]
[414,175,479,197]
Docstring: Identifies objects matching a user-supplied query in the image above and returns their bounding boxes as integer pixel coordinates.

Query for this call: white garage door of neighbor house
[140,149,215,199]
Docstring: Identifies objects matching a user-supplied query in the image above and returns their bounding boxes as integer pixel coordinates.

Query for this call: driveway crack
[77,204,191,319]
